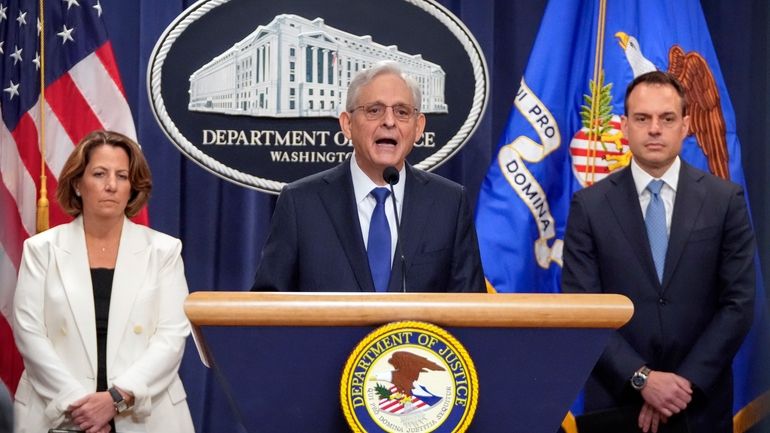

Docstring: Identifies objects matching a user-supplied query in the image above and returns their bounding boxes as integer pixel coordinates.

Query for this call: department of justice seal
[340,321,478,433]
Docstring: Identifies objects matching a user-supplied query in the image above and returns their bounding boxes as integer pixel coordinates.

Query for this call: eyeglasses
[350,103,418,121]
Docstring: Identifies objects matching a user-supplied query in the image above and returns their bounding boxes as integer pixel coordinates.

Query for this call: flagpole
[36,0,49,233]
[586,0,607,185]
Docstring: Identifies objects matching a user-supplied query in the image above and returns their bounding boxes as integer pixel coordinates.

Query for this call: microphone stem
[387,183,407,293]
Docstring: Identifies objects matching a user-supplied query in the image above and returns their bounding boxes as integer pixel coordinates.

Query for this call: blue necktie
[645,180,667,282]
[368,188,392,292]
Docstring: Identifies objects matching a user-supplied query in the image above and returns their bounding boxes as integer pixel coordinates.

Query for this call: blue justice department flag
[475,0,770,430]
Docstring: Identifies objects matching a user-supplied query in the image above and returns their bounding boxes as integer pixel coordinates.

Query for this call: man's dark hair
[624,71,687,116]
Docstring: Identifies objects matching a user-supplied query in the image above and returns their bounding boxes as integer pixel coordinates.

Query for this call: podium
[185,292,632,433]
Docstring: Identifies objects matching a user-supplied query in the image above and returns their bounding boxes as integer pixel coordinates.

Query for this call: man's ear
[414,113,426,139]
[680,114,691,140]
[339,111,352,139]
[620,115,628,137]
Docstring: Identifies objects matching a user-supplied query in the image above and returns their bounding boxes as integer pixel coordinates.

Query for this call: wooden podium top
[185,292,633,329]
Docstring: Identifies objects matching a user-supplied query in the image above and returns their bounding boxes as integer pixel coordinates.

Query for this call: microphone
[383,166,399,185]
[383,166,406,292]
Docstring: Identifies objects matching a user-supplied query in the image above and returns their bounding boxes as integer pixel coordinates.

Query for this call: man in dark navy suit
[252,61,484,293]
[562,71,755,433]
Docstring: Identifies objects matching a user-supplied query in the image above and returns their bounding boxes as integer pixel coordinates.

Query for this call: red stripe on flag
[573,131,625,141]
[0,176,26,395]
[10,114,40,185]
[46,172,74,228]
[11,115,72,227]
[94,42,127,98]
[45,73,104,146]
[381,399,402,411]
[573,164,611,174]
[0,180,29,268]
[131,208,150,226]
[0,314,23,394]
[569,147,625,157]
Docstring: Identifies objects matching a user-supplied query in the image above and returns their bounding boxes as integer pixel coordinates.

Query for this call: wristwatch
[631,366,651,391]
[108,387,130,413]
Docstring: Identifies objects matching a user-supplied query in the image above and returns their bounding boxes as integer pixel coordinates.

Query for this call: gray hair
[345,61,422,112]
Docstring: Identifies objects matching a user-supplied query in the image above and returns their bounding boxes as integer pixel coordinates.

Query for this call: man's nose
[381,107,397,127]
[648,117,662,135]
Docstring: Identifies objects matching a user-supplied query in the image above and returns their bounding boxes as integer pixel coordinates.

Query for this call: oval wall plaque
[149,0,488,193]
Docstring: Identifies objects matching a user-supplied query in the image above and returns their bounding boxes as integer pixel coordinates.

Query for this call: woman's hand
[69,391,115,432]
[88,425,112,433]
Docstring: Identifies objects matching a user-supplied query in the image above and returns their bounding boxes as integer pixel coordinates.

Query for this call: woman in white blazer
[13,131,194,433]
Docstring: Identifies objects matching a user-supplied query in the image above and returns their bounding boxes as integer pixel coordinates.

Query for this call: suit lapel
[662,163,706,291]
[319,161,374,291]
[54,216,98,377]
[107,218,150,368]
[389,165,433,292]
[606,168,661,288]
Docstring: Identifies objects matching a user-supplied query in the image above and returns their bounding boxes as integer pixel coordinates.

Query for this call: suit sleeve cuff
[45,386,90,425]
[111,378,151,418]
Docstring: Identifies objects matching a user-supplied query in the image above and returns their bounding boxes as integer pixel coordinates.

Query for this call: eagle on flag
[615,31,730,180]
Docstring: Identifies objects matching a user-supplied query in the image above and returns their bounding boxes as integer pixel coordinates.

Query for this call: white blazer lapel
[53,216,98,378]
[107,218,150,370]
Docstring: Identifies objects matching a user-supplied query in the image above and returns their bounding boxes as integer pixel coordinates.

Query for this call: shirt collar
[630,156,680,196]
[350,153,406,203]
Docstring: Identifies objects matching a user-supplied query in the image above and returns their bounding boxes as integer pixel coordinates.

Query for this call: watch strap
[108,387,123,404]
[108,386,129,413]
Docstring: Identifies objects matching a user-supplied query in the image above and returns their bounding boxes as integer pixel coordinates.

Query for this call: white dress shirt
[350,154,405,266]
[630,156,680,235]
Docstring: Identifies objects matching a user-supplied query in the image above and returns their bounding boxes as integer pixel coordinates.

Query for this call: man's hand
[638,401,669,433]
[69,391,115,433]
[640,370,692,417]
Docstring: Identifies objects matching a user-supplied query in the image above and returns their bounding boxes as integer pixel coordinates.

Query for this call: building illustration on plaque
[188,14,448,118]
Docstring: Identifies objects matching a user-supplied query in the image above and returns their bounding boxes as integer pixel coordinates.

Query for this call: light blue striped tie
[368,188,392,292]
[645,180,667,282]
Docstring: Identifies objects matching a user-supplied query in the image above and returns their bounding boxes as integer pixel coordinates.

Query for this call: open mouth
[375,138,398,146]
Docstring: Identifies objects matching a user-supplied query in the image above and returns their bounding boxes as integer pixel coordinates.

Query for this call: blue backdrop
[98,1,769,431]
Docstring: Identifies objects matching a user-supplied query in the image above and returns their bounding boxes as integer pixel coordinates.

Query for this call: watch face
[631,372,647,389]
[115,400,129,413]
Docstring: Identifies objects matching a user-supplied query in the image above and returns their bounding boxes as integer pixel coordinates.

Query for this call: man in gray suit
[252,61,484,293]
[562,71,755,433]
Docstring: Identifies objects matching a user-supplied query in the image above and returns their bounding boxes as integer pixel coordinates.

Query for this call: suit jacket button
[658,297,667,305]
[133,325,143,334]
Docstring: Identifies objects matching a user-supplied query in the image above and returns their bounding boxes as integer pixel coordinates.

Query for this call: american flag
[0,0,144,393]
[378,384,442,415]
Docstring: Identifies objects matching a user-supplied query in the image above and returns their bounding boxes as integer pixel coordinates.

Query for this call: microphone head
[383,166,400,185]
